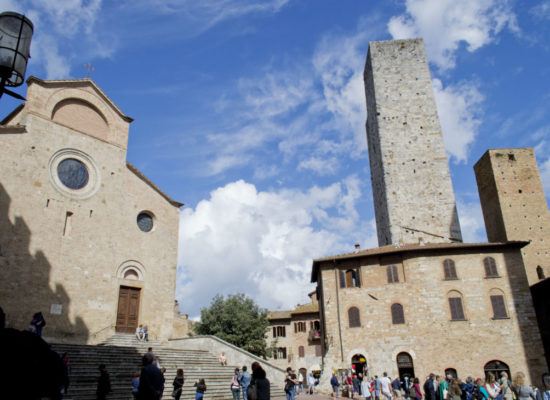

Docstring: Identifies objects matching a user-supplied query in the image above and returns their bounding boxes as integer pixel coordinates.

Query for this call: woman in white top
[362,378,372,399]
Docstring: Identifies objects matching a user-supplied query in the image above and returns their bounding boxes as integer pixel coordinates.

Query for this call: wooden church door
[116,286,141,333]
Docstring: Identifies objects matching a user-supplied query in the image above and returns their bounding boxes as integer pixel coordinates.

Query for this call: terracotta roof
[26,76,134,122]
[126,162,184,208]
[291,302,319,315]
[268,310,291,320]
[311,241,528,282]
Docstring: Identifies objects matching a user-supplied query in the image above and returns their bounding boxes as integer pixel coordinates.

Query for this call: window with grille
[298,346,305,358]
[273,326,286,337]
[443,259,458,280]
[391,303,405,324]
[340,268,362,288]
[348,306,361,328]
[387,265,399,283]
[490,295,508,319]
[484,257,499,278]
[294,322,306,333]
[448,296,465,320]
[315,345,322,357]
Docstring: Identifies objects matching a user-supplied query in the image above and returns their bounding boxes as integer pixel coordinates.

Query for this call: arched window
[447,291,466,320]
[443,259,457,280]
[484,360,510,381]
[387,265,399,283]
[348,307,361,328]
[484,257,499,278]
[391,303,405,324]
[489,289,508,319]
[445,368,458,379]
[298,346,305,358]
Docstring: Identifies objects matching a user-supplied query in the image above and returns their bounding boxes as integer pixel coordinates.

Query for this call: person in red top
[413,378,423,400]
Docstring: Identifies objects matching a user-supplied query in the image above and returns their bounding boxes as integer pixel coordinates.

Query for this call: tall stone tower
[474,148,550,285]
[363,38,462,246]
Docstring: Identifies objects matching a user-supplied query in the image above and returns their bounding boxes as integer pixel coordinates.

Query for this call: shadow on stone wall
[0,182,89,343]
[503,251,547,384]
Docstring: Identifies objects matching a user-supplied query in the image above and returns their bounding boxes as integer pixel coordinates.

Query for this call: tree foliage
[195,293,269,358]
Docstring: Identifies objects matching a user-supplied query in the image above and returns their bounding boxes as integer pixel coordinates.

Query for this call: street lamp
[0,12,33,101]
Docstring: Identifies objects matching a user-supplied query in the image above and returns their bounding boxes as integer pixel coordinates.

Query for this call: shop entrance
[351,354,368,376]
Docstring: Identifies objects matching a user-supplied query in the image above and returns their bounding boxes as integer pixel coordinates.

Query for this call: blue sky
[2,0,550,318]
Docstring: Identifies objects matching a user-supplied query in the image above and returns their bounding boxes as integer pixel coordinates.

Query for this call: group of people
[329,371,550,400]
[285,368,318,399]
[231,362,271,400]
[136,324,149,341]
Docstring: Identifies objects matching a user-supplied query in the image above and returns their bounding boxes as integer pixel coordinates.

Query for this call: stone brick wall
[315,244,545,388]
[0,79,179,344]
[364,39,462,246]
[474,148,550,285]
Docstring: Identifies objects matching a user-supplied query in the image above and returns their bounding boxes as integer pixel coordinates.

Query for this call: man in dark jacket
[424,374,437,400]
[138,352,164,399]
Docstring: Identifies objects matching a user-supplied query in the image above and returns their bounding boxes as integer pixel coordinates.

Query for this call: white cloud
[530,1,550,20]
[388,0,518,70]
[177,178,365,317]
[456,199,487,243]
[432,78,484,163]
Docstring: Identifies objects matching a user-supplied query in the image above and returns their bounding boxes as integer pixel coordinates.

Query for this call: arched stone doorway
[397,352,415,379]
[484,360,510,381]
[352,354,368,376]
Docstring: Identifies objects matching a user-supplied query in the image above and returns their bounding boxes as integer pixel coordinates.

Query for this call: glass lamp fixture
[0,11,33,100]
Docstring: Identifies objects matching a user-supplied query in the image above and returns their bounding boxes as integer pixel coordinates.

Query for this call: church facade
[0,77,182,344]
[312,39,548,387]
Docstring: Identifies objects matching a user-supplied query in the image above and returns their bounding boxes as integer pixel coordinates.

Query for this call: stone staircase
[52,333,285,400]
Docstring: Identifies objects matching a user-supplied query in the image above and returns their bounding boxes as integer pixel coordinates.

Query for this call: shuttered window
[387,265,399,283]
[341,268,362,288]
[448,297,465,320]
[298,346,305,358]
[294,322,306,332]
[348,306,361,328]
[484,257,499,278]
[273,326,286,337]
[490,295,508,319]
[391,303,405,324]
[443,259,457,280]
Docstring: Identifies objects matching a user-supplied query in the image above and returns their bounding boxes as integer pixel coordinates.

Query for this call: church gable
[24,77,132,149]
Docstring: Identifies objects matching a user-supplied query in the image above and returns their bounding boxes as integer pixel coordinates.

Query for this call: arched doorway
[445,368,458,379]
[352,354,368,376]
[298,368,307,393]
[484,360,510,381]
[397,352,415,379]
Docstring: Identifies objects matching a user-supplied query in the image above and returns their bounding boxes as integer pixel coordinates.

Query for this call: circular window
[49,149,100,200]
[57,158,89,189]
[137,212,154,232]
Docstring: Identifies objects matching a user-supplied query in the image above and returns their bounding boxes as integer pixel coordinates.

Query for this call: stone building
[267,291,323,377]
[0,77,182,344]
[311,38,547,388]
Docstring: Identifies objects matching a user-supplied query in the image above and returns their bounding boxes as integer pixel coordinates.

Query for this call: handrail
[169,334,286,373]
[90,323,115,338]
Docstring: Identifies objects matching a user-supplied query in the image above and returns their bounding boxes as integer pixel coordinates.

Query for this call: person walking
[172,369,184,400]
[194,379,207,400]
[307,372,316,395]
[513,373,536,400]
[380,373,392,400]
[331,373,340,398]
[362,377,373,400]
[412,378,423,400]
[285,367,298,400]
[232,368,242,400]
[239,366,251,400]
[138,352,164,399]
[96,364,111,400]
[132,372,140,400]
[251,362,270,400]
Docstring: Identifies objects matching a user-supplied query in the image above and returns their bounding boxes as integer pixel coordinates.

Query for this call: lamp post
[0,12,33,101]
